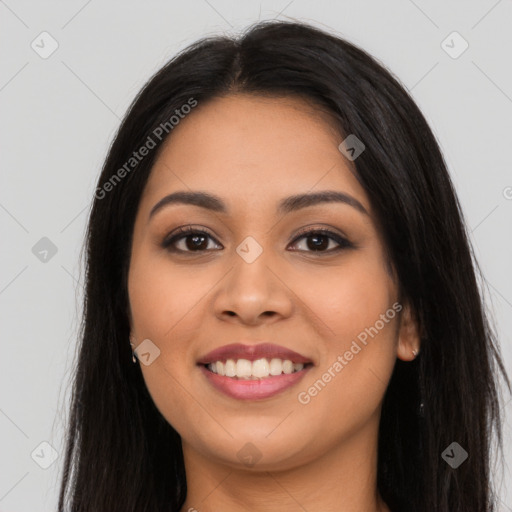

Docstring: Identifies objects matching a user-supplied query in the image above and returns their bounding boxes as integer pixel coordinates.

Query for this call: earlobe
[129,333,138,364]
[396,303,421,362]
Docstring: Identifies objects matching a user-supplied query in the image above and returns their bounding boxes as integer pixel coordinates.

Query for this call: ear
[396,302,421,362]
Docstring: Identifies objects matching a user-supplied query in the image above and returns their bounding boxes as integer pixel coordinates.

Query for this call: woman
[58,20,510,512]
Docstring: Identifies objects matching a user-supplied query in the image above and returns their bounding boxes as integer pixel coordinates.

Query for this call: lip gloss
[199,364,312,400]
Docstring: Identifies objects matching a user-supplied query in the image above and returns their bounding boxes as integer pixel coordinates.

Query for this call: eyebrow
[148,190,369,221]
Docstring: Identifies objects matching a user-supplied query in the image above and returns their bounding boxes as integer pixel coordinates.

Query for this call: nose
[212,253,293,326]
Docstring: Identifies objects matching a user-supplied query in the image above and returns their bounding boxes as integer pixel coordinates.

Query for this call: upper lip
[197,343,313,365]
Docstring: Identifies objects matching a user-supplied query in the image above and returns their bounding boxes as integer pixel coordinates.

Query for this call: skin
[127,93,420,512]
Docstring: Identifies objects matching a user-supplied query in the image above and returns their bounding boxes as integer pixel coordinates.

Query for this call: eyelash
[161,225,353,255]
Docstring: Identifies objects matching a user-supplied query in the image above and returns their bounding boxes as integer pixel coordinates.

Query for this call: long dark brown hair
[58,19,510,512]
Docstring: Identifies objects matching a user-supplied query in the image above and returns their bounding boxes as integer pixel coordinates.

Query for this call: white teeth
[207,358,307,378]
[236,359,252,378]
[269,358,283,376]
[282,360,293,374]
[224,359,236,377]
[252,358,270,378]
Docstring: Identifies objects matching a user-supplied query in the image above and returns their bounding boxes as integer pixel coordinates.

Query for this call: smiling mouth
[200,358,314,380]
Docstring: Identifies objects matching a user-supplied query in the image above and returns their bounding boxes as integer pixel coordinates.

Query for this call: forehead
[141,93,370,215]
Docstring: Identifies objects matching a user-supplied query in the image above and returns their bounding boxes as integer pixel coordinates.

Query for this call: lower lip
[199,364,312,400]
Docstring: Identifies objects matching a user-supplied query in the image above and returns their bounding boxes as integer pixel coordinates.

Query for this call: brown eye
[161,226,353,255]
[162,226,222,253]
[289,228,353,253]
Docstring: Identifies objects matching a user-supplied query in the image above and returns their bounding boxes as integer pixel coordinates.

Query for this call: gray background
[1,1,511,510]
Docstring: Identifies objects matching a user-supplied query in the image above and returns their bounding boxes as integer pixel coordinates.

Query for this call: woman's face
[128,93,418,471]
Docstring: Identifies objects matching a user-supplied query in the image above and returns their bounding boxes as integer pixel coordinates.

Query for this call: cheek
[294,251,398,420]
[304,251,396,345]
[127,256,206,434]
[127,250,223,420]
[128,248,210,342]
